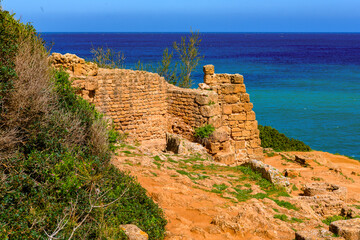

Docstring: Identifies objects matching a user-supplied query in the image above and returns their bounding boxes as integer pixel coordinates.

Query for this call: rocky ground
[111,142,360,240]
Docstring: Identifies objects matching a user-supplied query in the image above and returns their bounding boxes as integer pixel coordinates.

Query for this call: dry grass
[0,35,53,157]
[1,34,93,156]
[89,118,109,156]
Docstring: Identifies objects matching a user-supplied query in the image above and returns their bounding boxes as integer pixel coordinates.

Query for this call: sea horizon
[40,31,360,34]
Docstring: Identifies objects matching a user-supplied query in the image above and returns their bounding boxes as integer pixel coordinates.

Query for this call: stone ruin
[295,183,360,240]
[49,53,263,164]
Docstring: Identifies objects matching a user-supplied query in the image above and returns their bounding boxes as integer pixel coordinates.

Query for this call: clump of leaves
[273,199,299,211]
[195,124,215,139]
[322,215,347,225]
[212,183,228,193]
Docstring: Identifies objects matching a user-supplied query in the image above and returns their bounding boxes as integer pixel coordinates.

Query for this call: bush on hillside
[0,9,166,239]
[258,125,311,152]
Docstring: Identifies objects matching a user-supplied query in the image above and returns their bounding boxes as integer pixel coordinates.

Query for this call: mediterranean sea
[41,33,360,159]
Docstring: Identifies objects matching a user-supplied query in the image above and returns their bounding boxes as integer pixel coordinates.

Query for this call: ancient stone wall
[166,83,220,140]
[50,53,263,163]
[202,65,263,162]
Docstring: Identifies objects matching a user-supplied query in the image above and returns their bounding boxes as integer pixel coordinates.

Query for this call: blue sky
[2,0,360,32]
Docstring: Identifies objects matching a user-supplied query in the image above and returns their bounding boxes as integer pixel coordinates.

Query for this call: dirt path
[111,146,360,240]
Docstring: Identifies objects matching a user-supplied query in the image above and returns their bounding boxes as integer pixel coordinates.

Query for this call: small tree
[136,31,203,88]
[91,46,125,69]
[173,31,203,88]
[157,48,178,85]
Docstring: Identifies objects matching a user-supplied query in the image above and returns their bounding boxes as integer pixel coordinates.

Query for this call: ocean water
[41,33,360,159]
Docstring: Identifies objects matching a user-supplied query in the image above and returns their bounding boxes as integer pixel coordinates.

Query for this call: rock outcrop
[247,159,290,188]
[303,182,347,201]
[329,218,360,240]
[295,229,345,240]
[119,224,148,240]
[49,53,98,76]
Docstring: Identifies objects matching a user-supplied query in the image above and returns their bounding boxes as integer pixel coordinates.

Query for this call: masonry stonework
[50,53,263,164]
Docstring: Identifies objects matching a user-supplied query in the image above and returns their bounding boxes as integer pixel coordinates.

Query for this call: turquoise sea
[42,33,360,159]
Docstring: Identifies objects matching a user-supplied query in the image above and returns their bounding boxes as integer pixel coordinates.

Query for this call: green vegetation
[274,214,288,221]
[272,199,299,211]
[176,169,209,181]
[136,31,203,88]
[91,46,125,69]
[266,152,275,157]
[258,125,311,151]
[0,9,166,239]
[292,184,299,191]
[174,158,293,206]
[211,183,229,193]
[311,177,323,181]
[194,124,215,139]
[322,215,347,225]
[274,214,303,223]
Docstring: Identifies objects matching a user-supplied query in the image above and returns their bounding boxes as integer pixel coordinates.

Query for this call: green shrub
[273,199,299,211]
[274,214,288,221]
[194,124,215,139]
[0,9,166,239]
[322,215,346,225]
[258,125,311,152]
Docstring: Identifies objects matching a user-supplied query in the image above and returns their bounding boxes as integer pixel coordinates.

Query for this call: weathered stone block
[208,115,222,128]
[329,218,360,240]
[203,64,215,75]
[297,195,345,217]
[231,74,244,84]
[85,81,98,91]
[245,120,257,131]
[232,103,244,113]
[210,128,229,143]
[242,130,251,138]
[250,139,261,148]
[295,229,343,240]
[303,182,347,201]
[214,152,235,165]
[206,142,221,154]
[244,102,253,112]
[221,84,244,94]
[120,224,149,240]
[246,111,256,120]
[221,141,231,151]
[231,131,243,137]
[222,105,232,115]
[246,160,290,188]
[198,83,211,90]
[200,105,220,117]
[235,140,246,149]
[241,93,250,103]
[229,113,246,121]
[195,92,218,105]
[224,95,239,104]
[204,75,216,85]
